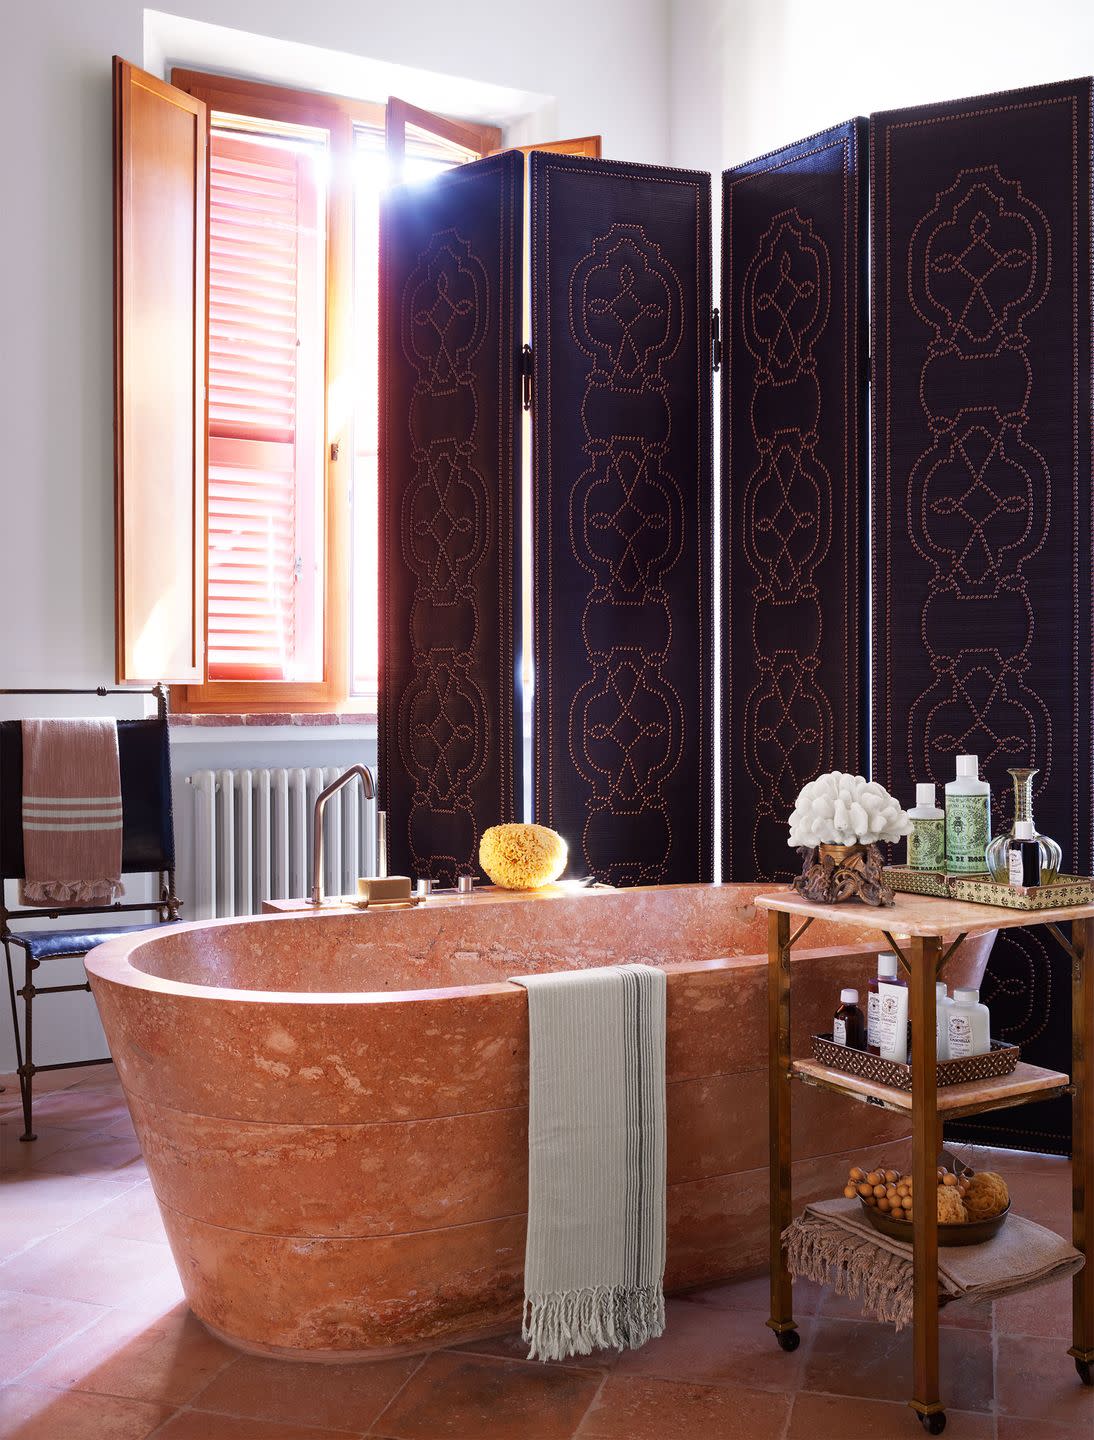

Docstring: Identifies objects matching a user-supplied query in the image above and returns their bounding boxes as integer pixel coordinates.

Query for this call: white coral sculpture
[787,772,911,850]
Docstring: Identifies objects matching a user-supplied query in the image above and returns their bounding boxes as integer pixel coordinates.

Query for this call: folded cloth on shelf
[510,963,667,1363]
[783,1196,1084,1329]
[21,718,124,905]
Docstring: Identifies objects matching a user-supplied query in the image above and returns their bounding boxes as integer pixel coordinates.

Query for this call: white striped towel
[510,963,667,1363]
[21,718,124,905]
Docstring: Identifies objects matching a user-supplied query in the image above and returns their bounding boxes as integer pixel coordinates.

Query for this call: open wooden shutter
[385,97,501,182]
[511,136,601,158]
[113,58,207,684]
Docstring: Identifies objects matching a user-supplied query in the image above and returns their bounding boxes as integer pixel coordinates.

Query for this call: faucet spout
[310,765,376,905]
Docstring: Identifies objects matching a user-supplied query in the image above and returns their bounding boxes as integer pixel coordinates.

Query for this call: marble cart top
[755,889,1094,937]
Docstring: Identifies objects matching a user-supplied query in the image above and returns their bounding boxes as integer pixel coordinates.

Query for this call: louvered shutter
[206,133,321,680]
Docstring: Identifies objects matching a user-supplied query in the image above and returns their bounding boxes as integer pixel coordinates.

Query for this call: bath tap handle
[310,765,376,906]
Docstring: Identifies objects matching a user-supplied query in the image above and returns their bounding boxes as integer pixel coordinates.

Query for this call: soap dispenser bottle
[936,981,953,1060]
[945,755,991,874]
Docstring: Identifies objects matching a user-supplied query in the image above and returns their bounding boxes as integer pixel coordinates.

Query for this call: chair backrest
[0,714,175,881]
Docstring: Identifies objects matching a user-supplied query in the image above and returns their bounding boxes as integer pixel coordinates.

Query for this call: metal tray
[884,866,1094,910]
[811,1034,1020,1090]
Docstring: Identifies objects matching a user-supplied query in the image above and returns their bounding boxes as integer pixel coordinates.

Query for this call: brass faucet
[310,765,376,905]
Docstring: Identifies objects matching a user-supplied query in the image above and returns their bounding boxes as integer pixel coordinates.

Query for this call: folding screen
[530,153,714,885]
[721,119,868,881]
[379,151,523,883]
[872,78,1094,1151]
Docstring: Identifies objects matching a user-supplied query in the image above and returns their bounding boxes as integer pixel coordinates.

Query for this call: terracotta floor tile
[994,1332,1094,1425]
[994,1275,1074,1339]
[0,1226,181,1307]
[448,1329,616,1371]
[0,1172,137,1261]
[684,1269,824,1316]
[0,1122,83,1171]
[30,1130,144,1179]
[31,1088,129,1131]
[190,1352,423,1431]
[77,1183,170,1246]
[0,1291,105,1383]
[577,1374,790,1439]
[375,1351,601,1440]
[819,1285,991,1331]
[789,1392,993,1438]
[152,1412,365,1440]
[21,1299,235,1406]
[0,1383,170,1440]
[614,1299,806,1391]
[802,1317,994,1412]
[997,1418,1094,1438]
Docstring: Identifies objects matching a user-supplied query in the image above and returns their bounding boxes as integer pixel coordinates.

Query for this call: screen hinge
[521,343,534,411]
[711,308,722,372]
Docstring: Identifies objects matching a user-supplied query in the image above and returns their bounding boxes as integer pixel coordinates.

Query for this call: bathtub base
[196,1314,525,1365]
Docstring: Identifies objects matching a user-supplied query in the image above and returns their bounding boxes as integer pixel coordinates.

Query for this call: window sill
[169,712,377,745]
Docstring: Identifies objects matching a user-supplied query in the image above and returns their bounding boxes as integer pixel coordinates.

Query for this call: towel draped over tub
[510,962,667,1362]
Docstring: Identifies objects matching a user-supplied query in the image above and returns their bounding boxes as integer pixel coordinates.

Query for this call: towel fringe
[522,1283,666,1363]
[23,879,124,905]
[782,1213,916,1329]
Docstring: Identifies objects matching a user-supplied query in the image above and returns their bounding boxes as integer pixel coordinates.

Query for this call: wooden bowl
[859,1199,1010,1246]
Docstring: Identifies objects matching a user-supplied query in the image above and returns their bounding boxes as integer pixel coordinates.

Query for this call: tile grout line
[363,1350,431,1436]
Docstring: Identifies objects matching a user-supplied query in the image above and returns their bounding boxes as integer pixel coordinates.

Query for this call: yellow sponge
[479,823,568,890]
[964,1171,1009,1220]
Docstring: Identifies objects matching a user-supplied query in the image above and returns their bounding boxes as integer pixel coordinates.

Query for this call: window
[115,65,499,710]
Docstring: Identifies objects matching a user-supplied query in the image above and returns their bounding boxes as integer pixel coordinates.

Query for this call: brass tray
[860,1197,1010,1247]
[885,866,1094,910]
[811,1034,1019,1090]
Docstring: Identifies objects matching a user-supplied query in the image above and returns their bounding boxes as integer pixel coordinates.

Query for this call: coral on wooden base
[791,842,895,907]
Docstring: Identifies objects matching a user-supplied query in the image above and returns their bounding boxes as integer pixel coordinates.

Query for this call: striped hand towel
[510,963,667,1363]
[21,718,124,905]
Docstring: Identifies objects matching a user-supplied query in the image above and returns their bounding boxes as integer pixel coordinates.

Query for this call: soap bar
[357,875,412,904]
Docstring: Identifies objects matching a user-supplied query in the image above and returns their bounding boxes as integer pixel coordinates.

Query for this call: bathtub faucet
[310,765,376,906]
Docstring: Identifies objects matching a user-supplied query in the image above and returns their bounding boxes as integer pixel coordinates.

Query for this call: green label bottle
[945,756,991,874]
[907,783,945,870]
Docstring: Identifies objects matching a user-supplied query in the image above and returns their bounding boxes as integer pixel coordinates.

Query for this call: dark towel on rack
[21,719,124,905]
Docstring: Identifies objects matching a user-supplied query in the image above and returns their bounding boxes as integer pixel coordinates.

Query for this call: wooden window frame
[168,74,501,713]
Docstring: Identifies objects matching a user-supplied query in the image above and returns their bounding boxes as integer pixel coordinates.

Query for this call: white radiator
[188,768,378,920]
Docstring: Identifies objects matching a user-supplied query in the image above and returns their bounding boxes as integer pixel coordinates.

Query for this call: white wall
[0,0,671,1074]
[669,0,1094,174]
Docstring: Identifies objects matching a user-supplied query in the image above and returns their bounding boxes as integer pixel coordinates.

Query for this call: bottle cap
[840,988,859,1005]
[953,987,979,1004]
[1014,820,1035,840]
[877,953,898,977]
[916,782,937,805]
[936,981,949,998]
[955,755,979,778]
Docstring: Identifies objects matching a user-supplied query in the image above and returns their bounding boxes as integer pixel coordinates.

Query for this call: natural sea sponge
[964,1170,1009,1221]
[479,823,568,890]
[937,1185,968,1224]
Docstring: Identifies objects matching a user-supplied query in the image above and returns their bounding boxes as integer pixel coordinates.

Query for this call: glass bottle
[985,767,1062,885]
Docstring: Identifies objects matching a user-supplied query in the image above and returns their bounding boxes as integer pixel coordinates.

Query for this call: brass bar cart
[757,890,1094,1434]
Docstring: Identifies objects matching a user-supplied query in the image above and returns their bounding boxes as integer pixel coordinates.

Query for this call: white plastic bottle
[945,756,991,875]
[867,953,902,1052]
[907,783,945,871]
[947,987,991,1058]
[936,981,953,1060]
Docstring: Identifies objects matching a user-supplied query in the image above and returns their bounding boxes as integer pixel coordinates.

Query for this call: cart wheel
[775,1329,800,1352]
[918,1412,946,1435]
[1076,1358,1093,1387]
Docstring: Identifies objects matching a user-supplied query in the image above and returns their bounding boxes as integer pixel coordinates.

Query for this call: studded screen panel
[871,80,1094,1152]
[530,153,713,885]
[378,152,523,884]
[721,119,868,882]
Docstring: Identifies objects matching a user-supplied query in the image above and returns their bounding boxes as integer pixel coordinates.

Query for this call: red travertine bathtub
[86,883,994,1360]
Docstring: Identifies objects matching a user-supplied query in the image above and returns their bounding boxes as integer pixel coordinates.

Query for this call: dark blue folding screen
[378,152,523,884]
[721,119,868,882]
[871,79,1094,1152]
[529,153,714,885]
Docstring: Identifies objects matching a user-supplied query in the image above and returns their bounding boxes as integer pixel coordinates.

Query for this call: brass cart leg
[909,935,946,1432]
[1071,916,1094,1386]
[766,909,798,1350]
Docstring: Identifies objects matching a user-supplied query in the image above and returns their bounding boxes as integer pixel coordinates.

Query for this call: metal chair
[1,684,179,1140]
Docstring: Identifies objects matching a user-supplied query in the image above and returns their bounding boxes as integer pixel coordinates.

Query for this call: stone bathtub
[86,883,993,1360]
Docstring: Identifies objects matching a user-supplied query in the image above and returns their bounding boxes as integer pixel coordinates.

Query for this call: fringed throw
[784,1198,1084,1331]
[21,718,124,905]
[511,964,667,1363]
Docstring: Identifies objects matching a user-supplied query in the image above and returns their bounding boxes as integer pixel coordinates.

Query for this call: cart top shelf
[756,889,1094,937]
[792,1057,1071,1119]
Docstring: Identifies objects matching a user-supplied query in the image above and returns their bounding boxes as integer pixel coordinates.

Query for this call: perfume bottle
[985,767,1062,885]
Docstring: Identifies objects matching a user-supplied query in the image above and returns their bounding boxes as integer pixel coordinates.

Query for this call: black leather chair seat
[3,922,172,961]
